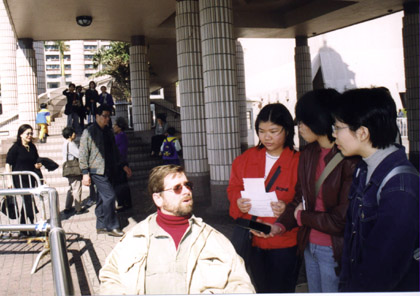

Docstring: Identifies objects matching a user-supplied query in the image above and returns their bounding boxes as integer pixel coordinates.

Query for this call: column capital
[18,38,33,49]
[295,36,308,47]
[130,35,146,46]
[403,1,419,14]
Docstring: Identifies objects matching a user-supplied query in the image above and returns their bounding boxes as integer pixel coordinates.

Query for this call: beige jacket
[99,213,255,295]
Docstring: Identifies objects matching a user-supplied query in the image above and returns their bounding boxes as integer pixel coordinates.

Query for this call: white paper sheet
[241,178,277,217]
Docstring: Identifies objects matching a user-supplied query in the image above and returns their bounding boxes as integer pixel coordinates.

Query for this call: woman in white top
[62,127,87,215]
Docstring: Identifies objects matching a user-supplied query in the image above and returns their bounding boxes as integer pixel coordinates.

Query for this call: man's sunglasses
[160,181,193,194]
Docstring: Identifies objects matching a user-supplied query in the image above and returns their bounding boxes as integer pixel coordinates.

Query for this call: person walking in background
[333,88,419,292]
[98,86,114,127]
[5,124,43,232]
[227,103,300,293]
[63,83,84,135]
[76,85,86,130]
[62,127,88,216]
[35,103,51,144]
[160,127,181,165]
[85,81,99,124]
[79,105,129,237]
[150,114,168,157]
[265,89,359,293]
[99,165,255,295]
[113,117,133,211]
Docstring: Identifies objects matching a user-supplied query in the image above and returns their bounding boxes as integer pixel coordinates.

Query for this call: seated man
[99,165,255,295]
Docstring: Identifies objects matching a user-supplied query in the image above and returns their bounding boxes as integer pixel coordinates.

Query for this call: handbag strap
[266,166,281,192]
[315,152,344,196]
[66,142,70,161]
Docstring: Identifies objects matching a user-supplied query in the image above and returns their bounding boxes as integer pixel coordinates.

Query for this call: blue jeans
[91,174,119,230]
[304,243,339,292]
[249,246,299,293]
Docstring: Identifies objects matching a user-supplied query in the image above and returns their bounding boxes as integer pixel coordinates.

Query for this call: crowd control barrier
[0,171,74,296]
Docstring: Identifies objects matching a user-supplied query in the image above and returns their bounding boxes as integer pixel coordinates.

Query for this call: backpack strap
[315,152,344,197]
[376,165,419,204]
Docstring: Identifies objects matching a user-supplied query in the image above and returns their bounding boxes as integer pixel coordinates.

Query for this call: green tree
[93,42,131,101]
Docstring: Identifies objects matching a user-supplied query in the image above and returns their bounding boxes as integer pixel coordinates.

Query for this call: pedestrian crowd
[3,86,418,294]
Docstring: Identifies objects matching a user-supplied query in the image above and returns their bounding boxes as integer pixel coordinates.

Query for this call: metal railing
[0,171,74,296]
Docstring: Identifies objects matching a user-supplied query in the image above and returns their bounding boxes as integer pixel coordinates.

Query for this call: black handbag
[62,143,82,177]
[1,195,17,219]
[230,166,282,262]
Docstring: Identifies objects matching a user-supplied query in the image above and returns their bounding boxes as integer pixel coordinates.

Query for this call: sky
[239,11,405,110]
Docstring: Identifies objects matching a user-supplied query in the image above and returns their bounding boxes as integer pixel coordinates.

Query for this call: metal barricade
[0,171,74,296]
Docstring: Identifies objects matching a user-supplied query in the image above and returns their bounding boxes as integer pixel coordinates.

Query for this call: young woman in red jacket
[227,103,300,293]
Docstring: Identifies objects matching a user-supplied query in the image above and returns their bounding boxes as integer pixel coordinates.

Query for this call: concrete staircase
[35,116,163,196]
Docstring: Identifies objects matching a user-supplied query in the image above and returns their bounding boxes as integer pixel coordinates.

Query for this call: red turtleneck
[156,209,190,249]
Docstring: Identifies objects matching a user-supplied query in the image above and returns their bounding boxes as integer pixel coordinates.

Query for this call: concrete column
[17,39,38,129]
[402,1,419,169]
[70,40,85,84]
[295,36,313,149]
[130,36,151,131]
[295,36,313,100]
[0,2,18,120]
[199,0,240,210]
[176,0,210,203]
[34,41,46,95]
[236,40,248,152]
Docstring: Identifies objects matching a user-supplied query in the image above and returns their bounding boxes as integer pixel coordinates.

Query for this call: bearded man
[99,164,255,295]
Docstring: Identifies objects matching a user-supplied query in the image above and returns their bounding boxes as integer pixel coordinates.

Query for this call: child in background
[36,103,51,143]
[160,127,181,165]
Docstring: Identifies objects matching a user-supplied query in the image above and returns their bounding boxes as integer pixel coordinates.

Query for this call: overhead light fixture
[76,16,92,27]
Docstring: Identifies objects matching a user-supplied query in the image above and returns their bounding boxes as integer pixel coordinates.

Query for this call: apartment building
[44,40,110,89]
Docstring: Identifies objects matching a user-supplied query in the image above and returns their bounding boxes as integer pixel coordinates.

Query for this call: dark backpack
[162,138,177,159]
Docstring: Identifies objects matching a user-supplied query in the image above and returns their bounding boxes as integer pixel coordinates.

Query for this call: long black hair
[255,103,295,150]
[16,124,33,145]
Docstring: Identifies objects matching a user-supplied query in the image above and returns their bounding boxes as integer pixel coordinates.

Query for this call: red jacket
[227,146,300,249]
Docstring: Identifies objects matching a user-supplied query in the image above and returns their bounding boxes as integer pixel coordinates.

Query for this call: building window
[45,45,58,51]
[85,64,94,69]
[64,64,71,70]
[47,74,61,79]
[64,55,71,61]
[47,82,60,89]
[84,45,97,50]
[65,74,72,79]
[46,55,59,61]
[84,55,94,60]
[46,64,60,70]
[85,74,92,78]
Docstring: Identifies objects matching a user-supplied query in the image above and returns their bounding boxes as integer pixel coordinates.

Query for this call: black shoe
[63,208,75,215]
[96,228,107,234]
[85,199,96,207]
[75,208,89,215]
[107,228,124,237]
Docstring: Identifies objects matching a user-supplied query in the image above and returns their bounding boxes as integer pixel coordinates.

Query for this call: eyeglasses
[160,181,193,194]
[332,125,349,133]
[101,114,111,118]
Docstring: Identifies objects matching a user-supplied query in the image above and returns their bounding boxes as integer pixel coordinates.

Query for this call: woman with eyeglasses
[273,89,359,293]
[333,88,419,292]
[5,124,43,232]
[227,103,300,293]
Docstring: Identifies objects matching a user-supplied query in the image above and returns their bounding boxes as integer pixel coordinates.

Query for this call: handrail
[0,171,74,296]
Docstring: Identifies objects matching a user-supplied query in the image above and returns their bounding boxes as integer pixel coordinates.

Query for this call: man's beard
[162,197,194,217]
